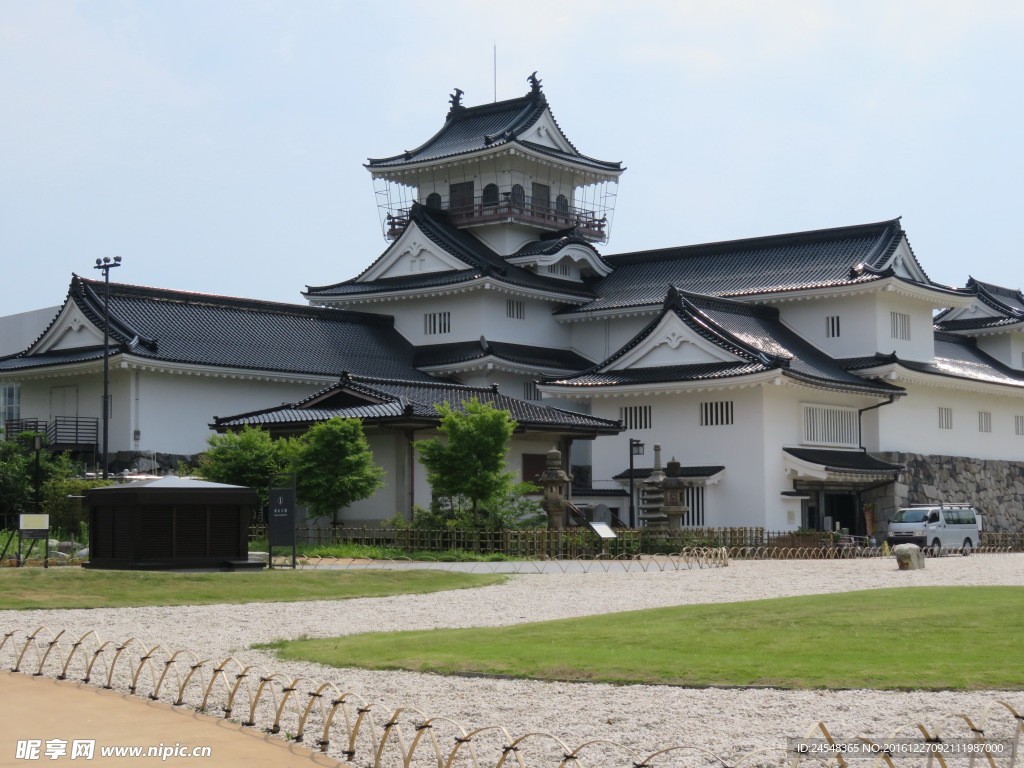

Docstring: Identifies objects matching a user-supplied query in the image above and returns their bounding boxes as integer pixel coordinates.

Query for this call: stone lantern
[638,444,668,529]
[660,458,691,530]
[535,446,573,529]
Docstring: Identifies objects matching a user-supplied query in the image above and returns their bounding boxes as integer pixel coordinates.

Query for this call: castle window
[506,299,525,320]
[425,192,442,209]
[510,184,525,206]
[482,184,499,207]
[0,382,20,430]
[546,262,571,277]
[826,315,840,338]
[424,312,450,335]
[802,403,857,447]
[1016,415,1024,436]
[449,181,474,212]
[555,194,569,218]
[620,405,652,430]
[890,311,911,341]
[938,407,953,430]
[700,401,734,427]
[531,182,550,213]
[523,381,540,401]
[978,411,992,433]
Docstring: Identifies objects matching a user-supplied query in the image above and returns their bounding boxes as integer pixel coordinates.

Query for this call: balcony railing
[386,194,608,241]
[4,417,99,450]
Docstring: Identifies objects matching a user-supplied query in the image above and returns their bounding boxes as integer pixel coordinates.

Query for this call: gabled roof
[559,218,960,316]
[934,277,1024,332]
[365,80,621,174]
[212,373,622,435]
[841,332,1024,390]
[545,287,904,397]
[0,276,432,381]
[413,339,594,372]
[304,204,595,301]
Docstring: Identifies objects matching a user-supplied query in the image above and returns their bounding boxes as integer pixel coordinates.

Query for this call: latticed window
[0,382,20,434]
[978,411,992,433]
[620,405,652,430]
[546,262,571,276]
[802,403,858,447]
[523,381,540,401]
[826,315,841,338]
[700,401,734,427]
[424,312,450,335]
[891,311,911,341]
[1016,415,1024,436]
[506,299,525,319]
[938,407,953,430]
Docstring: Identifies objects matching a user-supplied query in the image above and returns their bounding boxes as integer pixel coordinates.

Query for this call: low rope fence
[2,626,1021,768]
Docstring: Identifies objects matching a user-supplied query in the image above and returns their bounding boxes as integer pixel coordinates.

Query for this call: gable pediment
[878,235,929,283]
[358,221,470,282]
[30,302,105,354]
[519,110,575,154]
[606,312,745,370]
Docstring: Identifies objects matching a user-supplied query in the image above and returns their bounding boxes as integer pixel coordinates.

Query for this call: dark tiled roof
[783,448,903,475]
[934,277,1024,332]
[561,218,926,315]
[547,288,904,396]
[612,466,725,480]
[0,346,105,371]
[0,277,432,381]
[304,204,595,301]
[213,373,622,435]
[414,339,594,371]
[839,334,1024,389]
[571,487,630,497]
[513,227,605,259]
[365,88,620,173]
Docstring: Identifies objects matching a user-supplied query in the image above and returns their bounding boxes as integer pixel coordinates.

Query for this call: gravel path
[3,555,1023,765]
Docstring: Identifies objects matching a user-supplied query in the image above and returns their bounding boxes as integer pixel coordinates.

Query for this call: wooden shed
[84,476,260,570]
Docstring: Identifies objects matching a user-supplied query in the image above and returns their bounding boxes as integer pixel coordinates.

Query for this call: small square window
[938,407,953,430]
[978,411,992,433]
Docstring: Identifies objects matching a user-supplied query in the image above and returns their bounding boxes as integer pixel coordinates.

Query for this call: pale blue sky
[2,0,1022,316]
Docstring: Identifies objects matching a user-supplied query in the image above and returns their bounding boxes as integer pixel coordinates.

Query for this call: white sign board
[588,521,617,539]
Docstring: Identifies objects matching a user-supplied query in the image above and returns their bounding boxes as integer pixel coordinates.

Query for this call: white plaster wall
[353,292,572,349]
[874,382,1024,460]
[567,316,653,363]
[777,295,880,359]
[341,432,407,526]
[874,292,936,362]
[976,332,1024,371]
[587,388,767,527]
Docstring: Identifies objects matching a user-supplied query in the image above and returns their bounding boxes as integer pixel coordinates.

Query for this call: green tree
[196,425,295,506]
[0,431,79,517]
[415,398,527,529]
[291,417,384,523]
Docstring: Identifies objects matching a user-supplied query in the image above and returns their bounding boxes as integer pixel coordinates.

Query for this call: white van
[886,504,982,554]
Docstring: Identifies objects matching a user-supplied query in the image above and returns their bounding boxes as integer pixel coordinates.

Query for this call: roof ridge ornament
[528,71,542,94]
[447,88,465,118]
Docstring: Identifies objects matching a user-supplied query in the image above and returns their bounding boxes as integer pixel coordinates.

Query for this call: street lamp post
[93,256,122,480]
[628,438,645,528]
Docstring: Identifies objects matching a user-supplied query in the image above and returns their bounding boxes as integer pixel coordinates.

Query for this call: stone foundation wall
[871,452,1024,533]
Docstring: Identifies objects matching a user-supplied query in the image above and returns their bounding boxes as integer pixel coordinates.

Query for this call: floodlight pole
[93,256,122,479]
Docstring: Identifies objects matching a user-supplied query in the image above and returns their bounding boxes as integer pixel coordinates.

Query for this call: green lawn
[259,586,1024,690]
[0,569,505,610]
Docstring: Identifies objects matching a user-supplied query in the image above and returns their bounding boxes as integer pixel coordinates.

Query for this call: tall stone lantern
[535,446,573,529]
[660,458,691,530]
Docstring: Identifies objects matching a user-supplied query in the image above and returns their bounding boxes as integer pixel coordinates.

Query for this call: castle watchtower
[366,73,623,256]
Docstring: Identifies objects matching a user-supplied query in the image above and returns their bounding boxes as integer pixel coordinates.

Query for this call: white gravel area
[3,555,1023,765]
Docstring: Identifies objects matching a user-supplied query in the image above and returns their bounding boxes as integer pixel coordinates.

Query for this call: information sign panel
[268,489,296,547]
[19,514,49,540]
[588,521,617,539]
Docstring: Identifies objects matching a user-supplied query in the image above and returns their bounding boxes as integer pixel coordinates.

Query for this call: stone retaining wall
[870,451,1024,532]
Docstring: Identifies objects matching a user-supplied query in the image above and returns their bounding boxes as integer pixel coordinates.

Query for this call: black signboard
[268,488,296,547]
